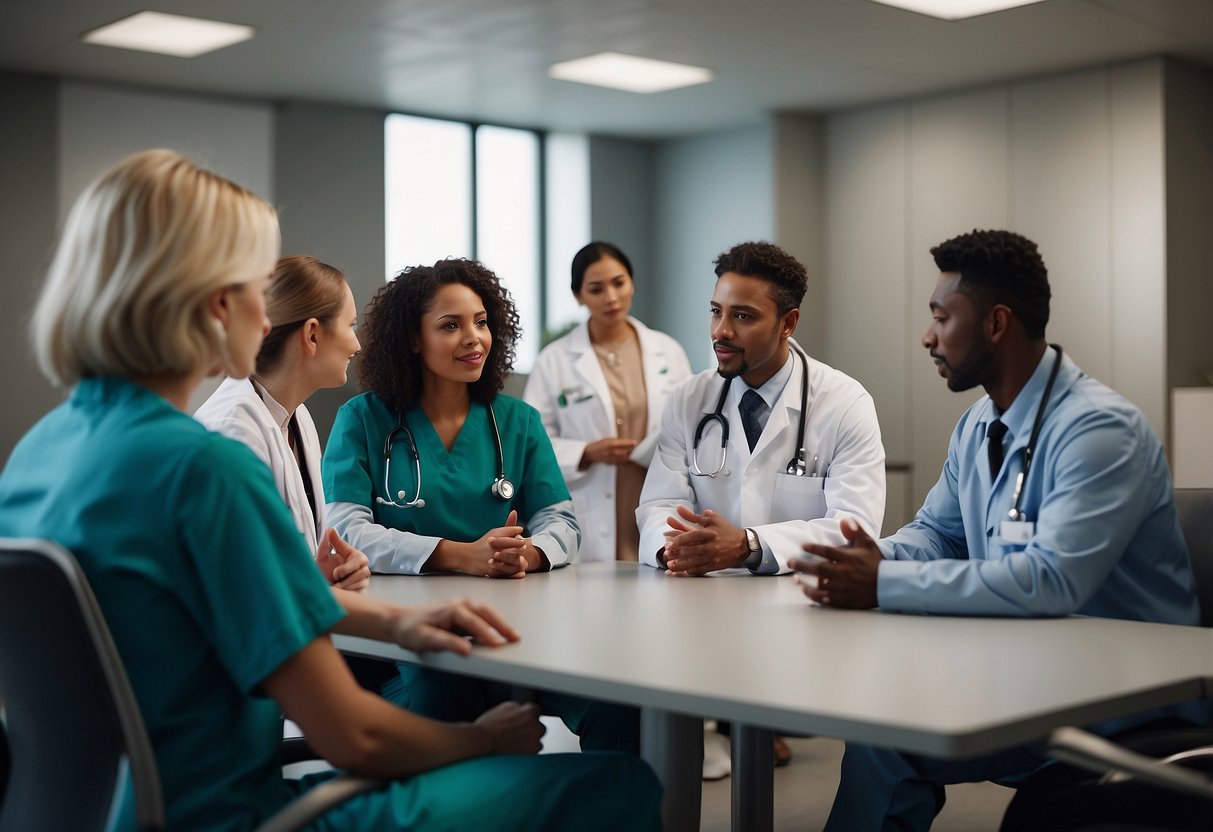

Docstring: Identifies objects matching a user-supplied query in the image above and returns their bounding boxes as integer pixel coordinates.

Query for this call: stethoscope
[376,403,515,509]
[690,342,815,479]
[1006,344,1063,522]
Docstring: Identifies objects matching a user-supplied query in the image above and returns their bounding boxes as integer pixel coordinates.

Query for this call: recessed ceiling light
[549,52,713,94]
[82,11,255,58]
[865,0,1049,20]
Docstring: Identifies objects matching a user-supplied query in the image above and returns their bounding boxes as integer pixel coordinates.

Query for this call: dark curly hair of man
[356,258,521,413]
[713,242,808,314]
[930,230,1051,339]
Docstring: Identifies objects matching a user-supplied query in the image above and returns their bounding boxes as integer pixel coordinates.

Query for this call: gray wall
[275,101,387,442]
[587,136,657,315]
[819,58,1173,509]
[652,123,777,370]
[0,72,61,467]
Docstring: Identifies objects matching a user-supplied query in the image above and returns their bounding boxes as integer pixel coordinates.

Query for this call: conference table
[334,563,1213,832]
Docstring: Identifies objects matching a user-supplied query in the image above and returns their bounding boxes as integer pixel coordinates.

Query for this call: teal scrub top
[323,392,570,542]
[0,378,345,831]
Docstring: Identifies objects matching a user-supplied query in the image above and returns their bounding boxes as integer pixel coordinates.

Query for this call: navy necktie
[740,389,765,452]
[987,419,1008,481]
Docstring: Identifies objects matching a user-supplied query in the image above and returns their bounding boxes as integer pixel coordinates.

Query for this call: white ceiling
[2,0,1211,138]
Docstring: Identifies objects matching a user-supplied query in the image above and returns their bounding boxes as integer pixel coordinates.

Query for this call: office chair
[0,538,383,832]
[1175,488,1213,627]
[998,488,1213,831]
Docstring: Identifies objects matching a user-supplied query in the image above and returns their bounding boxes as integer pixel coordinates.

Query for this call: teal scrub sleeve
[518,403,572,517]
[516,404,580,566]
[173,432,345,693]
[323,396,380,509]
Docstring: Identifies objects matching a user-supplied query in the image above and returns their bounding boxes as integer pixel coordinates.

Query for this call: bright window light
[82,11,254,58]
[477,126,541,371]
[865,0,1048,20]
[544,133,590,342]
[385,114,473,279]
[549,52,713,94]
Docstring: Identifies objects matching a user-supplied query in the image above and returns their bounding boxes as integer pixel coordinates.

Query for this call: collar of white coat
[250,377,292,436]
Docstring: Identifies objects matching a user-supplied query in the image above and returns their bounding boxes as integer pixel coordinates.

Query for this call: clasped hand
[661,504,747,576]
[788,517,882,609]
[473,509,546,579]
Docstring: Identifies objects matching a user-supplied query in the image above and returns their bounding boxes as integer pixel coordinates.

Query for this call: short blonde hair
[32,149,280,386]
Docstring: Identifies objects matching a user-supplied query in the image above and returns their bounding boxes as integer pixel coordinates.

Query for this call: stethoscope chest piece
[491,474,515,501]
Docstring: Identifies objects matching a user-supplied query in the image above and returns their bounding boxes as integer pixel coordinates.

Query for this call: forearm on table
[326,500,438,574]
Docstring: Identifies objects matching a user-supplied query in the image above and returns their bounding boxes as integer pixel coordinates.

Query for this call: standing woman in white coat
[195,255,370,590]
[524,242,692,562]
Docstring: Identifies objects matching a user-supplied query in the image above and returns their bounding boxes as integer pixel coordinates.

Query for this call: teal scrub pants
[382,666,642,755]
[293,751,661,831]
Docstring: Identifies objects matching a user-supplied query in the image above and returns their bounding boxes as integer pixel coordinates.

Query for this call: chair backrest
[1175,488,1213,628]
[0,539,163,831]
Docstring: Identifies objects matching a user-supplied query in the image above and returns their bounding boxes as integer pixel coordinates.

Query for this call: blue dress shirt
[877,348,1198,623]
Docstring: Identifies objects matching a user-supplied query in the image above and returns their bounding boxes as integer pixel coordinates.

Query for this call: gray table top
[336,562,1213,757]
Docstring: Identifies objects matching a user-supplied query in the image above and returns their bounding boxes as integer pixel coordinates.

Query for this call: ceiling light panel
[549,52,713,94]
[82,11,254,58]
[866,0,1049,20]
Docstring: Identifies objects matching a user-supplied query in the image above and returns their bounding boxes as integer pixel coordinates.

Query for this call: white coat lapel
[634,319,665,437]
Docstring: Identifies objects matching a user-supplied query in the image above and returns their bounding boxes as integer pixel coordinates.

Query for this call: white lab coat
[636,341,886,574]
[194,377,325,555]
[524,317,693,562]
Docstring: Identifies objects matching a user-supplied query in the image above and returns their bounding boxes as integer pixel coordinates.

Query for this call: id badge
[1000,520,1034,544]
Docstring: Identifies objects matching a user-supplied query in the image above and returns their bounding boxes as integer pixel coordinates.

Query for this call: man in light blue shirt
[790,229,1202,831]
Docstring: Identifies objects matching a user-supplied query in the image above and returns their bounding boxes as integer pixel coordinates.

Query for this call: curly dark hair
[356,258,521,412]
[713,242,807,314]
[930,229,1051,339]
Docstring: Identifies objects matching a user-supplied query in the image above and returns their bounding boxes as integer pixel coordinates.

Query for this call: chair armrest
[255,775,386,832]
[1047,726,1213,801]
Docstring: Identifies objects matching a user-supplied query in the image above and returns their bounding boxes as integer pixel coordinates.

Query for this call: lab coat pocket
[556,392,598,432]
[771,472,828,523]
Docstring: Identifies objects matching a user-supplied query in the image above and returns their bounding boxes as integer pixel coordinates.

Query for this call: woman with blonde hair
[196,255,370,590]
[0,149,661,831]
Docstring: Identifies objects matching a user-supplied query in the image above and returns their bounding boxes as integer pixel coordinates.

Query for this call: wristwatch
[742,527,763,569]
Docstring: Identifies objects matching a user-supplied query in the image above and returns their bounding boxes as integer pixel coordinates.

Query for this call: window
[386,116,588,372]
[384,115,472,277]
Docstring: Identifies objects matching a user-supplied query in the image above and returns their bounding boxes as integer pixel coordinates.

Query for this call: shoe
[774,735,793,767]
[703,721,732,780]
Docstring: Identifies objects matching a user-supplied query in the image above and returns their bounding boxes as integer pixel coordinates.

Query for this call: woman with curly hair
[322,258,640,753]
[323,258,578,577]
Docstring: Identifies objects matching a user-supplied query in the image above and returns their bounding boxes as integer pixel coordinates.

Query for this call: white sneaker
[702,720,732,780]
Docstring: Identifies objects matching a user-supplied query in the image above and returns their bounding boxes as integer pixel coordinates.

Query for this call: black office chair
[999,488,1213,831]
[1175,488,1213,628]
[0,538,383,832]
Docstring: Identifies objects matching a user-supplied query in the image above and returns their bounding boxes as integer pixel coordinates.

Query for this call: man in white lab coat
[636,241,886,577]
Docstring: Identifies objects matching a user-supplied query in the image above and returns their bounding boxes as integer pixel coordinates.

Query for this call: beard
[940,325,994,392]
[716,362,747,380]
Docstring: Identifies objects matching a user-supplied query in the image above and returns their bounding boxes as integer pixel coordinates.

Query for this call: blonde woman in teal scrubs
[0,149,660,832]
